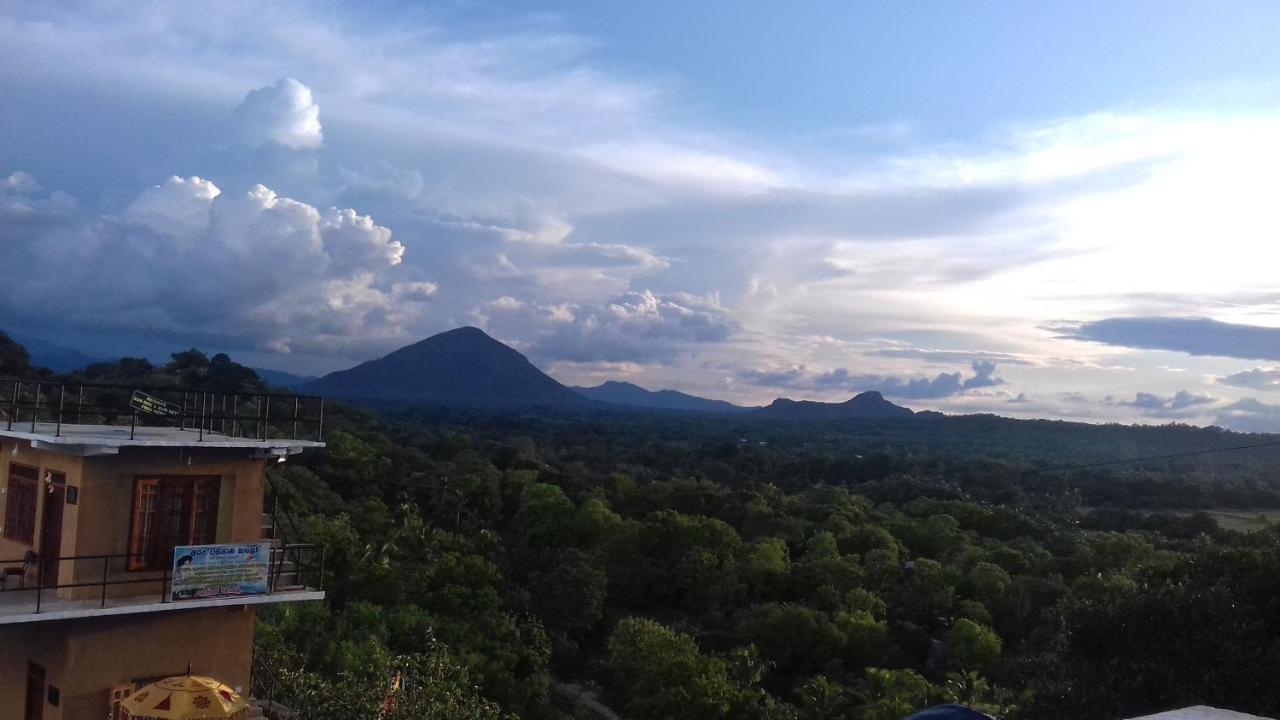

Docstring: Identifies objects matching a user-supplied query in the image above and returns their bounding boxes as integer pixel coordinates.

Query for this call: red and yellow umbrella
[121,675,250,720]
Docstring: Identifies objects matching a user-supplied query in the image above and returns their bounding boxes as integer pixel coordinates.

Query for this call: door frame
[39,472,66,588]
[25,662,45,720]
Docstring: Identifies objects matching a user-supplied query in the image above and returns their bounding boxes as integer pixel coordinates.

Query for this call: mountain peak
[302,326,581,406]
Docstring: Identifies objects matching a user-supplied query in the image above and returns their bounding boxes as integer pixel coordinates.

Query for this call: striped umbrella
[121,675,250,719]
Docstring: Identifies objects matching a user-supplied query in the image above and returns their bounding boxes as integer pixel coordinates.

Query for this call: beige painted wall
[0,439,267,598]
[0,606,256,720]
[0,441,85,586]
[70,447,267,598]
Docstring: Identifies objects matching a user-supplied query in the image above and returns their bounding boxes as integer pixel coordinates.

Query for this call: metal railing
[0,377,324,442]
[0,545,325,616]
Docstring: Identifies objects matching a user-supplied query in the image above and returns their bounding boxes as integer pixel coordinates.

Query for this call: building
[1126,708,1276,720]
[0,377,326,720]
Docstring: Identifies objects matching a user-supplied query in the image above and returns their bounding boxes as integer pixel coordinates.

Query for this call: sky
[4,0,1280,430]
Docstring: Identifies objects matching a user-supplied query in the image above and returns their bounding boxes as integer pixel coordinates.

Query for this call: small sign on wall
[65,486,78,505]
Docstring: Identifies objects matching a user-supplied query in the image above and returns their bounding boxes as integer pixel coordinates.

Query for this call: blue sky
[4,0,1280,430]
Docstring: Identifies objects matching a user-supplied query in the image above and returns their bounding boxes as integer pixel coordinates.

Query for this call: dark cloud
[1217,368,1280,392]
[865,347,1032,365]
[1059,316,1280,362]
[1108,390,1217,418]
[1215,398,1280,434]
[739,360,1005,399]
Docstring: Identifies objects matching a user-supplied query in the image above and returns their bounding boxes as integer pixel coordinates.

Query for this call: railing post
[7,380,17,431]
[231,394,239,436]
[180,392,188,430]
[34,558,42,614]
[319,545,326,591]
[75,385,84,425]
[130,409,138,440]
[55,384,65,437]
[30,383,40,432]
[198,392,206,442]
[292,396,299,439]
[160,551,170,603]
[262,396,271,441]
[255,396,262,441]
[101,556,109,608]
[317,398,325,441]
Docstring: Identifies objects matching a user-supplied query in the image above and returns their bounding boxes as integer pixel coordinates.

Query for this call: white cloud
[3,171,39,194]
[392,281,439,302]
[489,295,524,311]
[0,174,421,357]
[235,78,323,149]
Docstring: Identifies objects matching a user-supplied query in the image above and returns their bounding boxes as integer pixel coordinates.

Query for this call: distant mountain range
[755,392,915,420]
[254,368,318,389]
[8,333,106,373]
[4,325,918,419]
[301,326,915,419]
[572,381,753,413]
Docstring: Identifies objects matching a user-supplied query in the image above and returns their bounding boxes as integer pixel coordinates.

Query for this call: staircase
[260,511,305,592]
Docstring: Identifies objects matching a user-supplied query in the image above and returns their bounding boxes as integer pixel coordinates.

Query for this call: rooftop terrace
[1,377,325,455]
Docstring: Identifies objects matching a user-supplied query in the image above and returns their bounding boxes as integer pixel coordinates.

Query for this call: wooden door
[24,662,44,720]
[39,473,65,588]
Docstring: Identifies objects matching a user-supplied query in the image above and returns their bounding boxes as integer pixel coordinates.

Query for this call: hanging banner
[170,542,270,601]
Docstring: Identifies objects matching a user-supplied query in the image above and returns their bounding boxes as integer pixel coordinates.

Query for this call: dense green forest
[7,334,1280,719]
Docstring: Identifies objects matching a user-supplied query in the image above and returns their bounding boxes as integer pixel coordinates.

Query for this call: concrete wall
[0,621,70,720]
[0,606,255,720]
[0,441,85,586]
[0,439,270,720]
[70,447,267,598]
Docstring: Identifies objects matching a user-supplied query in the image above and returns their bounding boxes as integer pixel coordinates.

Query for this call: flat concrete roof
[1127,707,1275,720]
[0,422,324,456]
[0,588,325,625]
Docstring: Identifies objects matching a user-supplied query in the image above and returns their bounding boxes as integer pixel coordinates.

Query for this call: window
[128,476,220,570]
[4,464,38,545]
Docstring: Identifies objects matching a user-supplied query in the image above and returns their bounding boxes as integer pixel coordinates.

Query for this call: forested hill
[10,335,1280,719]
[572,380,752,413]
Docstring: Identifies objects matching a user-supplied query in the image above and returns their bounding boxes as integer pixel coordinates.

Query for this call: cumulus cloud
[1215,398,1280,434]
[2,170,39,194]
[481,290,737,363]
[0,170,76,222]
[739,360,1005,400]
[1060,317,1280,362]
[235,78,323,149]
[0,174,421,356]
[1217,368,1280,392]
[489,296,525,311]
[1107,390,1217,418]
[392,282,439,302]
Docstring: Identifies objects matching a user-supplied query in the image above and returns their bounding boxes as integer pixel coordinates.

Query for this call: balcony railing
[0,545,325,620]
[0,377,324,442]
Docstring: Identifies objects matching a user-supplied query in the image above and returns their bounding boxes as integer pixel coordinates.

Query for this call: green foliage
[945,619,1003,676]
[43,340,1280,719]
[605,617,741,720]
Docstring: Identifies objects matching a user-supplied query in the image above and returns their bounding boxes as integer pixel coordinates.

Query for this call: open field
[1202,509,1280,532]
